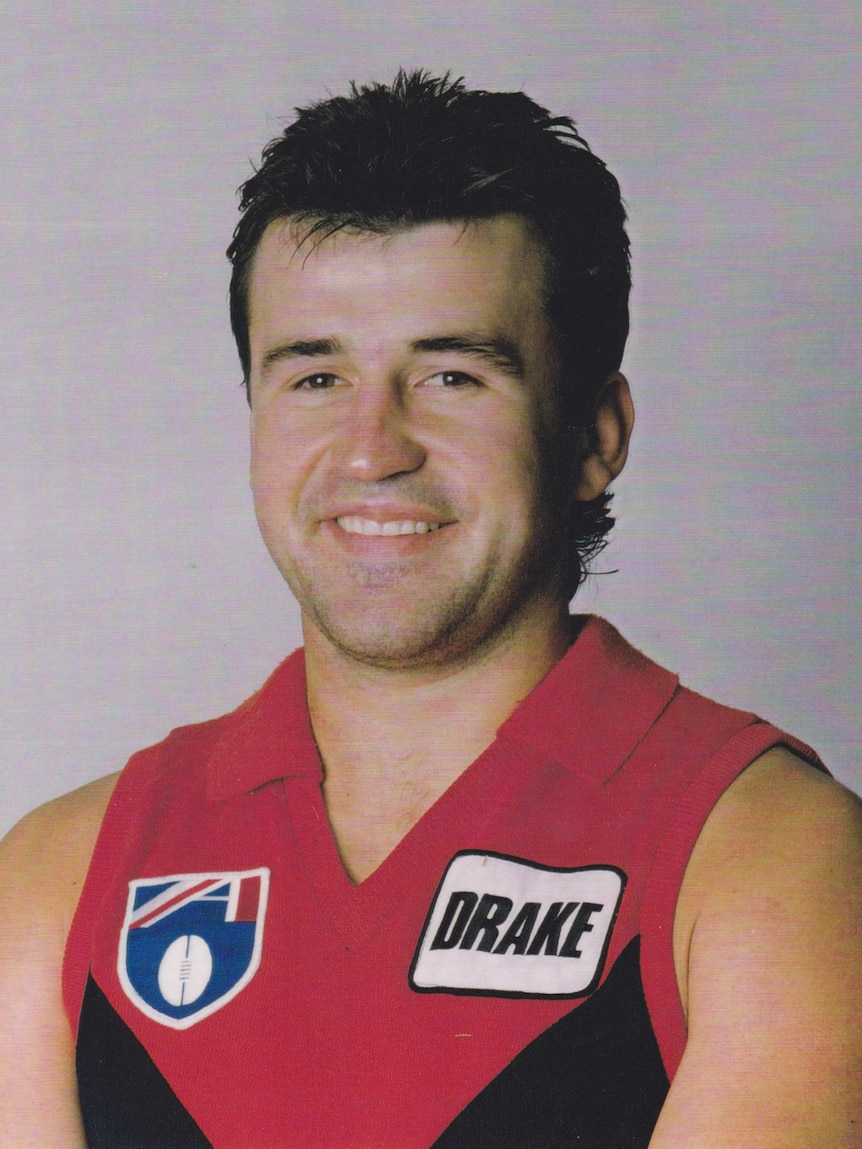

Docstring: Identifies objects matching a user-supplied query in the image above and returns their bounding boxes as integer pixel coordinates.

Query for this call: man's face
[247,214,571,670]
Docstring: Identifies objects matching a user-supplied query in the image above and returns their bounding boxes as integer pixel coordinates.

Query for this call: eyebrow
[260,338,345,374]
[258,333,526,379]
[411,335,525,379]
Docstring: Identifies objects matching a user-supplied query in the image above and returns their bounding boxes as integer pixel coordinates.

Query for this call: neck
[303,603,572,882]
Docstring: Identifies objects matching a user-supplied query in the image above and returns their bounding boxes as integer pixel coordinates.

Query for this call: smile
[335,517,443,536]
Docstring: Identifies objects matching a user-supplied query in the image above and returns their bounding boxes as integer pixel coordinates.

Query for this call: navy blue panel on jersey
[431,937,668,1149]
[76,973,213,1149]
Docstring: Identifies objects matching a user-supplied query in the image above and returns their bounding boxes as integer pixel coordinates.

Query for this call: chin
[301,584,498,669]
[307,583,551,673]
[312,617,475,671]
[294,544,565,670]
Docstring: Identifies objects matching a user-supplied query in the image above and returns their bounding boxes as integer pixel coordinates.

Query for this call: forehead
[246,215,550,354]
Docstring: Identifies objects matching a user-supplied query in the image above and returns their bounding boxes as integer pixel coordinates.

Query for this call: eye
[425,370,481,388]
[294,372,339,391]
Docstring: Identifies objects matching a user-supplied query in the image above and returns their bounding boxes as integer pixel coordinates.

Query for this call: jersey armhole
[61,744,164,1037]
[638,722,825,1080]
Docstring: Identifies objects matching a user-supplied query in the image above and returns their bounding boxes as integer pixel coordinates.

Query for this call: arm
[652,748,862,1148]
[0,776,117,1148]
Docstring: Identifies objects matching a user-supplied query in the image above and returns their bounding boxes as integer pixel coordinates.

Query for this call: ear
[572,372,634,502]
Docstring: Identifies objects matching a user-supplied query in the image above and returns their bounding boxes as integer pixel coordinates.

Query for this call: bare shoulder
[702,744,862,839]
[657,749,862,1146]
[0,772,121,929]
[704,746,860,863]
[0,779,119,1147]
[675,747,862,1007]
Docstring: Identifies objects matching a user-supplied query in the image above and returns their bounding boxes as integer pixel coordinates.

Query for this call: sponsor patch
[410,852,624,997]
[118,868,269,1029]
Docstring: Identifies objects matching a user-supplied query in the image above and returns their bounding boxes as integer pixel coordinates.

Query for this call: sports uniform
[63,616,821,1149]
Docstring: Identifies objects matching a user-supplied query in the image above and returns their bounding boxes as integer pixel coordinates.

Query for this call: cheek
[250,408,305,494]
[249,436,281,508]
[249,437,301,544]
[488,419,548,501]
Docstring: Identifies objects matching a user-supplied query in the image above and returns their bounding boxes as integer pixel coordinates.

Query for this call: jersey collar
[207,615,679,801]
[498,615,679,784]
[206,647,320,801]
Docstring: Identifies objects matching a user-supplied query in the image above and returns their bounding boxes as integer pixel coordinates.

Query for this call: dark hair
[227,70,631,592]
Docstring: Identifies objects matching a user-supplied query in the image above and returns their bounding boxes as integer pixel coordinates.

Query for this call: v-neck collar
[203,617,679,947]
[206,616,678,802]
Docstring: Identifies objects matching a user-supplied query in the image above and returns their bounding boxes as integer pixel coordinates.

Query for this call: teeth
[336,517,442,536]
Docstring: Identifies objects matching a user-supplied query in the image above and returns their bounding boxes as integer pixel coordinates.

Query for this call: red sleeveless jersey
[63,617,821,1148]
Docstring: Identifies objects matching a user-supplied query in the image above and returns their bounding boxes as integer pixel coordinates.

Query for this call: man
[1,71,859,1148]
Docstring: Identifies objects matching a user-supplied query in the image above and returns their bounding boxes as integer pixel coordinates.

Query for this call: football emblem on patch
[118,868,269,1029]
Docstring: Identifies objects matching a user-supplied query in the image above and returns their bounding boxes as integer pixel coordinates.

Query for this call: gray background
[1,0,859,836]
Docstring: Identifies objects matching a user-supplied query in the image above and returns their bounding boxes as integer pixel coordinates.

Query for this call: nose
[336,381,426,482]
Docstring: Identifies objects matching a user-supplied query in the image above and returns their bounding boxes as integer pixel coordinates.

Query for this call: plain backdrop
[1,0,859,836]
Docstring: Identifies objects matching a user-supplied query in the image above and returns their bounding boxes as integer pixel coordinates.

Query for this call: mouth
[335,516,445,537]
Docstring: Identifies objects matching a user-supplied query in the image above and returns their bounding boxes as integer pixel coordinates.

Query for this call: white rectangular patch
[410,852,625,997]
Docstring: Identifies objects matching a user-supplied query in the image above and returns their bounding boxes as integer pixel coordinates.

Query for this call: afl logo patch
[118,868,269,1029]
[410,852,624,997]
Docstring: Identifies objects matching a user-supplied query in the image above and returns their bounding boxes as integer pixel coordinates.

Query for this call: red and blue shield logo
[118,868,269,1029]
